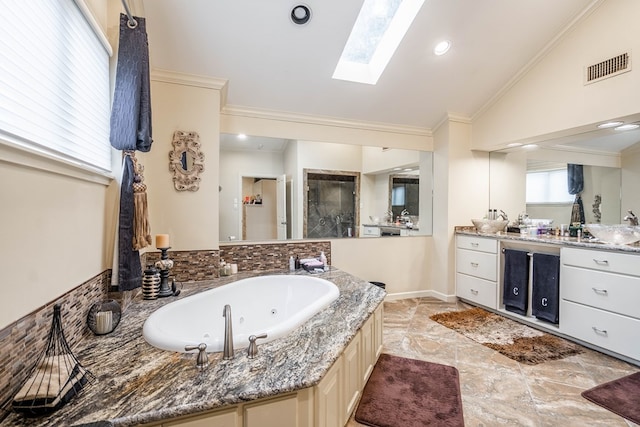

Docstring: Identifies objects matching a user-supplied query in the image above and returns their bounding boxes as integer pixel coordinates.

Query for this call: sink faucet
[401,209,410,216]
[624,209,639,226]
[222,304,234,360]
[498,210,508,221]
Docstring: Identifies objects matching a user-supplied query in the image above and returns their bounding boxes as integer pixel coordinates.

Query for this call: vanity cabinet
[560,247,640,361]
[157,304,384,427]
[316,304,383,427]
[362,225,381,237]
[454,232,640,364]
[455,235,499,309]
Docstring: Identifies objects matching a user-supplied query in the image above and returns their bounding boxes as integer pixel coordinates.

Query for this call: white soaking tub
[142,275,340,353]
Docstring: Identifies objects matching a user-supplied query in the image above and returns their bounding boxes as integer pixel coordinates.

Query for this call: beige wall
[0,163,113,330]
[140,80,221,251]
[331,236,434,298]
[473,0,640,150]
[432,118,490,297]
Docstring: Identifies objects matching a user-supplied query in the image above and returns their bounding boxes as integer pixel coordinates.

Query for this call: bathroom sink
[471,219,508,234]
[585,224,640,245]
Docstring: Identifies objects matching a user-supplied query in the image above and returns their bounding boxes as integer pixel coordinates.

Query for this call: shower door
[304,170,360,238]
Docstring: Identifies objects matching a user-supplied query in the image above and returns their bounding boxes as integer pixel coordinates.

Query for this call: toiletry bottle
[295,255,300,269]
[289,256,295,271]
[320,251,328,271]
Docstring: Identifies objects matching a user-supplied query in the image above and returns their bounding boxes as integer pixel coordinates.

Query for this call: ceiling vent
[584,52,631,85]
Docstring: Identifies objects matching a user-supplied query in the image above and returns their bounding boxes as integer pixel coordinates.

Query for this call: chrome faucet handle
[185,343,209,370]
[247,333,268,359]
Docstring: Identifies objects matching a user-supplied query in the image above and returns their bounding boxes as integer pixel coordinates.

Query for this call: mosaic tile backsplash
[0,271,111,416]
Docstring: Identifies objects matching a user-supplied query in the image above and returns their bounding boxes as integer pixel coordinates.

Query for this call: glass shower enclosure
[304,170,359,238]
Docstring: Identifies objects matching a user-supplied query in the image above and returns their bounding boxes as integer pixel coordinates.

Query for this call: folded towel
[532,253,560,324]
[503,249,529,315]
[302,259,324,271]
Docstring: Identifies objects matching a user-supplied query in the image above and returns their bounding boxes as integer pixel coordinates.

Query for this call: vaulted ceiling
[141,0,598,131]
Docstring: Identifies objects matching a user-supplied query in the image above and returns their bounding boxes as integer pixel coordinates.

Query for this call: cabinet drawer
[561,266,640,319]
[456,248,497,281]
[456,273,497,309]
[560,300,640,361]
[456,235,497,254]
[562,247,640,276]
[362,226,381,237]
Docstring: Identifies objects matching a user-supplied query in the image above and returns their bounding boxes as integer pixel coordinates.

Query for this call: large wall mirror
[219,134,433,242]
[489,120,640,227]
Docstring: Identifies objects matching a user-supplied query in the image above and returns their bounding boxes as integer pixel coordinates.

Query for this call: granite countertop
[456,227,640,254]
[2,268,386,427]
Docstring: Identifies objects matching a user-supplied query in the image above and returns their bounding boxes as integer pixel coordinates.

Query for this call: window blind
[0,0,112,172]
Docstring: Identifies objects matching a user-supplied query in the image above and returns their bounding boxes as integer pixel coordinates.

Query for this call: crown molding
[150,69,228,90]
[221,105,431,137]
[432,113,472,133]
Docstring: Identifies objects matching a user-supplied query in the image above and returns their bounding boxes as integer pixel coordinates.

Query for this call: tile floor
[349,297,639,427]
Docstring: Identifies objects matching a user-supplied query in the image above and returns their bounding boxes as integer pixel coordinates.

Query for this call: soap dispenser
[289,256,295,271]
[319,251,328,271]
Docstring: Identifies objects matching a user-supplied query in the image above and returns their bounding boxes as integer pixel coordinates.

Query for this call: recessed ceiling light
[506,142,522,148]
[434,40,451,56]
[614,123,640,131]
[597,121,623,129]
[523,144,538,150]
[237,134,247,140]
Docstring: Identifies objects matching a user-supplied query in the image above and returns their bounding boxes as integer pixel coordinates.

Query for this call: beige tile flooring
[349,297,639,427]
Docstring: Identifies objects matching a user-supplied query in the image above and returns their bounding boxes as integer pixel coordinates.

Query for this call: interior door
[277,174,287,240]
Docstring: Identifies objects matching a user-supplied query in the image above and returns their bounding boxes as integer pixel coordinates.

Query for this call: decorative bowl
[471,219,508,234]
[584,224,640,245]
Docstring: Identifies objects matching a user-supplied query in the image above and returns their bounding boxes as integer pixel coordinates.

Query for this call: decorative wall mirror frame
[169,130,205,191]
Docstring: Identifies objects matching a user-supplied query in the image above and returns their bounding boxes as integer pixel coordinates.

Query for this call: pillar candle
[156,234,170,248]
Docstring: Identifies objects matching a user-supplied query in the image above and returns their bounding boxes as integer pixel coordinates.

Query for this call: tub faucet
[222,304,234,360]
[624,210,638,226]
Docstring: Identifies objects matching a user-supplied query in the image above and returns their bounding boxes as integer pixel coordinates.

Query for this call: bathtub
[142,275,340,353]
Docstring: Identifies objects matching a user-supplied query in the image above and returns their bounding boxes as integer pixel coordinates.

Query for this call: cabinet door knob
[470,242,479,247]
[470,262,479,268]
[591,287,608,295]
[592,258,609,265]
[470,289,478,295]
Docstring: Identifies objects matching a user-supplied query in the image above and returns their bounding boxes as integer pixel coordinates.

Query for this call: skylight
[333,0,425,85]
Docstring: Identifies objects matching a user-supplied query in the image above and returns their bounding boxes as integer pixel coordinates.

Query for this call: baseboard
[384,290,458,303]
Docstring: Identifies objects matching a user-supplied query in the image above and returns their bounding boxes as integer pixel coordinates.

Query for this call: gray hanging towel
[110,14,153,291]
[532,253,560,324]
[503,249,529,315]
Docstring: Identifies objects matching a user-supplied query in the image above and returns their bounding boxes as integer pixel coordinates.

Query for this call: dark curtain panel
[567,164,584,195]
[110,14,153,291]
[567,164,585,224]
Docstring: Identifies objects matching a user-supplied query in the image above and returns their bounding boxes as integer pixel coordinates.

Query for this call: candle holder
[155,247,174,298]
